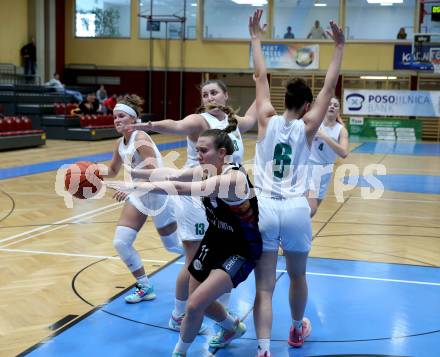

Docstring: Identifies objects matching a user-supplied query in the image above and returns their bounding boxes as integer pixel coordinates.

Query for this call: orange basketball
[64,161,103,199]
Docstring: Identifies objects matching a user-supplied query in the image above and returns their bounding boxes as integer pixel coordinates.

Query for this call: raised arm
[249,9,276,140]
[236,99,257,133]
[303,21,345,144]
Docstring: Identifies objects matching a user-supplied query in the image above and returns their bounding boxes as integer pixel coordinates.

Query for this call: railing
[0,63,41,85]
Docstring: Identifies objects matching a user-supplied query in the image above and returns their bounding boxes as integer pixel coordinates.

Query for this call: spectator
[45,73,83,103]
[397,27,407,40]
[102,94,119,114]
[307,20,327,40]
[79,92,100,114]
[96,84,108,104]
[284,26,295,39]
[20,38,36,83]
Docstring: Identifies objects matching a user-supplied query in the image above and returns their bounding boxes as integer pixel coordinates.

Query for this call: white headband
[114,103,137,118]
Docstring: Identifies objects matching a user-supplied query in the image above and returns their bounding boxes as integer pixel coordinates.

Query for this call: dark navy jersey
[201,164,262,261]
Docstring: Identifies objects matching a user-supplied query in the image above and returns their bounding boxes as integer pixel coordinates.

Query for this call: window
[273,0,339,40]
[204,0,268,39]
[345,0,415,40]
[139,0,197,39]
[75,0,131,38]
[420,3,440,33]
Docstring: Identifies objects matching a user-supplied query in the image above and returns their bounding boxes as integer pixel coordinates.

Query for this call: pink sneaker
[288,317,312,347]
[256,351,272,357]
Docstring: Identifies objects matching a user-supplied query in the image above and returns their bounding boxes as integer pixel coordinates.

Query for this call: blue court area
[352,141,440,156]
[344,174,440,195]
[22,257,440,357]
[0,139,187,180]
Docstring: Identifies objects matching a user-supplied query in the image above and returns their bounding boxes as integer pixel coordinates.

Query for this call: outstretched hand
[249,9,267,39]
[326,21,345,47]
[105,180,136,194]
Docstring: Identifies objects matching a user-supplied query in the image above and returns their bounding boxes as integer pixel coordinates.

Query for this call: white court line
[0,248,170,264]
[276,269,440,286]
[0,204,122,249]
[0,247,439,287]
[0,202,122,245]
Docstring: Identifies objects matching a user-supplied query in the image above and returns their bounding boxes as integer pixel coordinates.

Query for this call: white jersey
[309,122,343,166]
[254,115,311,199]
[184,112,244,167]
[118,130,164,176]
[118,131,175,226]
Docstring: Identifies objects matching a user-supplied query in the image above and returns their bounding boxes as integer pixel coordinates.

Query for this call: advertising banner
[249,44,319,70]
[393,45,434,71]
[348,117,422,140]
[343,89,440,117]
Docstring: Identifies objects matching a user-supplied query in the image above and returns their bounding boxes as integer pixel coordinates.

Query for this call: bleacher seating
[0,115,46,150]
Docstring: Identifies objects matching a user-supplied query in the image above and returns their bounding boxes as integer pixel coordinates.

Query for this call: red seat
[0,118,4,132]
[14,117,24,131]
[21,116,32,130]
[4,117,13,131]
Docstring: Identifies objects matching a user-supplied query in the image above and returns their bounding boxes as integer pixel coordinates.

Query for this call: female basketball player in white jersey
[249,9,345,356]
[128,80,256,331]
[106,127,263,357]
[308,97,349,217]
[103,94,181,304]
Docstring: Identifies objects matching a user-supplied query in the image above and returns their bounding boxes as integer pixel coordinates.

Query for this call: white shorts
[309,163,334,200]
[174,195,208,242]
[257,195,312,253]
[127,192,176,229]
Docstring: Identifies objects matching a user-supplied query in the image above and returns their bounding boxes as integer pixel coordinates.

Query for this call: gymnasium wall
[64,0,396,72]
[0,0,28,66]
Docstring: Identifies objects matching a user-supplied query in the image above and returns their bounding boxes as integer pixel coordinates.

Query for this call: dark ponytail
[200,128,235,155]
[203,103,238,133]
[284,78,313,111]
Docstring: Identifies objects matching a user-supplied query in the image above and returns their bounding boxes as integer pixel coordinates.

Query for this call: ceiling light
[231,0,268,5]
[315,3,328,6]
[367,0,402,3]
[191,3,197,6]
[360,76,397,80]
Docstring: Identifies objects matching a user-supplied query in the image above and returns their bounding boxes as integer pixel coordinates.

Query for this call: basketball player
[308,97,349,217]
[103,94,181,304]
[106,127,262,357]
[128,80,256,331]
[249,9,345,356]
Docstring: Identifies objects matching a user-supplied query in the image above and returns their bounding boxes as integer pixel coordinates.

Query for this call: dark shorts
[188,243,256,288]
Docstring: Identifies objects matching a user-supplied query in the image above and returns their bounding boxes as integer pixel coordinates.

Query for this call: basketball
[64,161,103,199]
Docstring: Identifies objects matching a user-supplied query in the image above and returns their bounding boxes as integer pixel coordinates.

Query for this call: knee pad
[113,226,143,272]
[160,231,183,255]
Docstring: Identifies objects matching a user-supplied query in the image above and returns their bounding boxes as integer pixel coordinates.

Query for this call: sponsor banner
[348,117,422,139]
[249,44,319,69]
[393,45,434,71]
[343,89,440,117]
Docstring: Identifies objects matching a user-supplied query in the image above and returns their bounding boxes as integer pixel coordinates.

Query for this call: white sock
[173,298,187,316]
[137,274,150,286]
[173,337,191,354]
[218,314,236,331]
[257,338,270,354]
[217,292,231,307]
[292,319,303,331]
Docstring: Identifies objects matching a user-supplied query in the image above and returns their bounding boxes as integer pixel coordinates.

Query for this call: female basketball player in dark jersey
[106,126,262,357]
